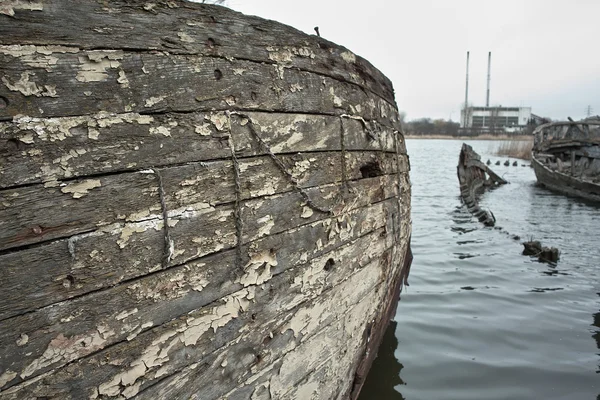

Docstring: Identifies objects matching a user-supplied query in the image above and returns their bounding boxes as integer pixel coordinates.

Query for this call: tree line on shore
[401,117,460,136]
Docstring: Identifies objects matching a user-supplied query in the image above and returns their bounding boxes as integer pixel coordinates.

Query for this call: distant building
[460,106,531,134]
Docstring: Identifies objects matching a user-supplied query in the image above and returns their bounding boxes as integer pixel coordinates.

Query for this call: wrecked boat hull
[0,1,411,399]
[457,143,506,226]
[532,120,600,202]
[531,155,600,202]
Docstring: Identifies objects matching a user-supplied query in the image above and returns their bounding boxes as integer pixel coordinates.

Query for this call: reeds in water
[491,138,533,160]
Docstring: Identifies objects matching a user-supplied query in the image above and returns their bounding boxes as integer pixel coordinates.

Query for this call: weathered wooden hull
[532,120,600,202]
[457,143,506,226]
[0,1,411,399]
[531,154,600,202]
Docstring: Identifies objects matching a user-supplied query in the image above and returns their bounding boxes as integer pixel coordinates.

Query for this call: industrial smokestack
[486,51,491,107]
[465,51,470,110]
[464,51,470,128]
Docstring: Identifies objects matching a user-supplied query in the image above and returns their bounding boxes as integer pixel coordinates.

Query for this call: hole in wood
[250,91,258,101]
[214,69,223,80]
[324,258,335,272]
[360,161,383,178]
[0,96,8,109]
[63,275,75,288]
[7,138,23,151]
[206,37,216,48]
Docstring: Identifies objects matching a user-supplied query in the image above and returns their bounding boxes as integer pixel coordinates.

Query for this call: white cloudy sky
[223,0,599,121]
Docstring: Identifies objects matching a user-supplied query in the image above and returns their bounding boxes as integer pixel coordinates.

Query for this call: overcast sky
[225,0,599,121]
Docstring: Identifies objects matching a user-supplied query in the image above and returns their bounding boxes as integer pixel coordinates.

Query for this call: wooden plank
[0,224,397,399]
[0,111,230,188]
[0,3,411,398]
[0,49,397,128]
[0,153,402,321]
[343,115,403,154]
[0,198,400,390]
[0,110,405,189]
[0,1,396,105]
[168,174,400,266]
[0,171,161,251]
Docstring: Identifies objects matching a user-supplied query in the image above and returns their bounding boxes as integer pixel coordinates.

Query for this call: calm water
[360,139,600,400]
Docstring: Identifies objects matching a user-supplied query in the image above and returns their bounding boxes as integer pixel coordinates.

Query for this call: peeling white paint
[98,287,256,398]
[2,71,57,97]
[194,122,212,136]
[88,127,100,140]
[0,44,78,57]
[76,51,124,82]
[16,333,29,346]
[18,132,35,144]
[115,308,139,321]
[266,46,315,63]
[60,179,102,199]
[255,214,275,238]
[289,83,303,93]
[117,69,130,87]
[225,95,236,106]
[117,219,163,249]
[301,206,314,219]
[340,51,356,63]
[238,249,277,287]
[266,46,293,63]
[149,126,171,137]
[21,331,107,379]
[238,158,264,173]
[206,112,229,132]
[177,32,195,43]
[0,1,43,17]
[329,87,343,107]
[144,95,166,107]
[0,370,17,388]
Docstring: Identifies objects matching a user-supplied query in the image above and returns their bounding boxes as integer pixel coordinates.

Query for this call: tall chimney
[464,51,470,127]
[486,51,491,107]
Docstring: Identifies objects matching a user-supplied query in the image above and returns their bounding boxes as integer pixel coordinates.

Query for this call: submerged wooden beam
[0,1,411,399]
[457,143,506,226]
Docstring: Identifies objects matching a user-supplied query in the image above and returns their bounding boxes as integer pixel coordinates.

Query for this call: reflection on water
[361,139,600,400]
[358,321,405,400]
[594,293,600,375]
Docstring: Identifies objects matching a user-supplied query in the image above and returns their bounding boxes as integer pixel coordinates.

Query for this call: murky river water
[360,139,600,400]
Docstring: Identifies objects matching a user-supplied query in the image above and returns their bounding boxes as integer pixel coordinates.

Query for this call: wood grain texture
[0,1,411,398]
[0,1,395,105]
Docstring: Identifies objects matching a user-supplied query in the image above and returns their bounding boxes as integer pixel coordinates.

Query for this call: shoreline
[405,134,533,141]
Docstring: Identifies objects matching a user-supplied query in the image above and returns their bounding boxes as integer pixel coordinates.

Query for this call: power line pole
[585,105,593,117]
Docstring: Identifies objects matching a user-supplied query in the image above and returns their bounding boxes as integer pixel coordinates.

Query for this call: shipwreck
[0,1,411,399]
[531,118,600,202]
[457,143,506,226]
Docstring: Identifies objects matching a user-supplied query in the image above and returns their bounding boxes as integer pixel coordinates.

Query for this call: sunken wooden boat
[457,143,506,226]
[532,118,600,202]
[0,1,411,399]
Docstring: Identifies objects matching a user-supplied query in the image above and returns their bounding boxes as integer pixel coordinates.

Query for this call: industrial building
[461,106,532,133]
[459,52,532,134]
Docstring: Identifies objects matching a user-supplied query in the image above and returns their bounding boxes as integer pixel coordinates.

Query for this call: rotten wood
[0,2,411,399]
[457,143,506,226]
[532,120,600,201]
[0,1,396,106]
